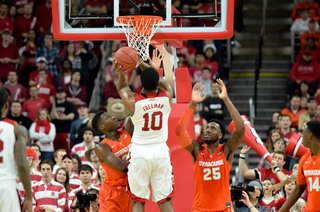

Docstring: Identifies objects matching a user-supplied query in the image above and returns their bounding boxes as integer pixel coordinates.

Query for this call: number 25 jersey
[131,90,171,145]
[193,144,232,211]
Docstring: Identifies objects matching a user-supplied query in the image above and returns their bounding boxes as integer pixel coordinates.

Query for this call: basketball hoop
[116,15,163,61]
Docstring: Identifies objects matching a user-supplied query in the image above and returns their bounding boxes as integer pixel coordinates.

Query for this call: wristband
[239,156,246,160]
[274,167,280,173]
[249,205,254,210]
[239,153,246,158]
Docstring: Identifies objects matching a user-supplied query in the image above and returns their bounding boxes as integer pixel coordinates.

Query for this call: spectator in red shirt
[37,69,56,109]
[0,3,14,34]
[13,3,37,48]
[35,0,52,35]
[203,43,219,79]
[29,56,53,87]
[277,115,294,145]
[0,28,19,83]
[239,147,292,185]
[3,70,26,103]
[288,49,320,95]
[22,86,46,121]
[189,51,207,84]
[64,70,87,109]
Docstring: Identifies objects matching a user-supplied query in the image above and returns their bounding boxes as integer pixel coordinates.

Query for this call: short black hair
[0,87,9,117]
[209,119,226,137]
[306,121,320,140]
[140,67,159,91]
[91,110,105,133]
[39,159,54,170]
[82,127,94,135]
[78,164,93,175]
[30,143,41,152]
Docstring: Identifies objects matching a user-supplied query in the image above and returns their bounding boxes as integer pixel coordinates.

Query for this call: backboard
[52,0,234,41]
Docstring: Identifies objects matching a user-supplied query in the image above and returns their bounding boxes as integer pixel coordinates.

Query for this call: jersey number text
[203,167,221,180]
[142,112,163,131]
[308,177,320,192]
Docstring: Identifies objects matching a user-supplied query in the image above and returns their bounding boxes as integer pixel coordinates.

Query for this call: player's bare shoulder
[14,122,28,142]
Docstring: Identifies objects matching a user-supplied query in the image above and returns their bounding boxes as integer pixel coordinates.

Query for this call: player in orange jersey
[91,111,134,212]
[279,120,320,212]
[175,79,245,211]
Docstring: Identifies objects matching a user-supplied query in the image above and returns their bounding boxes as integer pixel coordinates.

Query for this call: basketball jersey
[297,149,320,212]
[0,119,17,182]
[100,129,132,188]
[131,90,171,145]
[193,144,232,211]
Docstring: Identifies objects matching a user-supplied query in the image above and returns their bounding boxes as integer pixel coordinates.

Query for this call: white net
[116,16,163,61]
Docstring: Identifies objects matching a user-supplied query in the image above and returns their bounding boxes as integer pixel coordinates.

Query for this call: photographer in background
[234,181,270,212]
[71,188,99,212]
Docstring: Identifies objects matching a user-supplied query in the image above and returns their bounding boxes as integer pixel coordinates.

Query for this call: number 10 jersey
[131,90,171,145]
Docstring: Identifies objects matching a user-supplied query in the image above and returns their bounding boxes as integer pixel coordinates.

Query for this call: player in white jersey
[115,49,174,212]
[0,87,32,211]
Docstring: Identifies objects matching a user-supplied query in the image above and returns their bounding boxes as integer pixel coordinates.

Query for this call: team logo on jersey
[123,135,127,139]
[51,191,55,196]
[217,152,222,155]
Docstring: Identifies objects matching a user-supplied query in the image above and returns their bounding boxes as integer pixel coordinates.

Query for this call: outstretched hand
[191,83,207,104]
[148,49,163,70]
[216,78,228,100]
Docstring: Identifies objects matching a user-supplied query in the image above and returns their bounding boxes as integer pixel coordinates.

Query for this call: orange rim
[116,15,163,26]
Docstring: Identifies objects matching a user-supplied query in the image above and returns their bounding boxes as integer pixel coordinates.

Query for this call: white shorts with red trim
[127,143,174,202]
[0,180,21,211]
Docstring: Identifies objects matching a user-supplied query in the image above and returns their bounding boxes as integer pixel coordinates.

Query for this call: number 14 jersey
[193,144,232,211]
[131,90,171,145]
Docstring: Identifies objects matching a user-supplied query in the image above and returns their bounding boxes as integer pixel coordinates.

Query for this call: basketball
[114,46,140,71]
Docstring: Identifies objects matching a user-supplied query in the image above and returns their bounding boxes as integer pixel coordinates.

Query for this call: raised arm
[145,49,174,104]
[278,184,306,212]
[238,145,256,180]
[95,142,127,173]
[175,83,207,162]
[14,123,32,212]
[217,79,245,163]
[114,60,136,116]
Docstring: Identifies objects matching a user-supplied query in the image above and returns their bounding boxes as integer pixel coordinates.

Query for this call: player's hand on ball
[113,59,126,74]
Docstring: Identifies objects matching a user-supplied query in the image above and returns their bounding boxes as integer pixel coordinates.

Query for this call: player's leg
[131,201,146,212]
[127,145,152,211]
[157,198,174,212]
[150,144,174,211]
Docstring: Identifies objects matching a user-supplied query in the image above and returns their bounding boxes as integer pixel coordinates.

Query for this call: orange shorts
[99,183,132,212]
